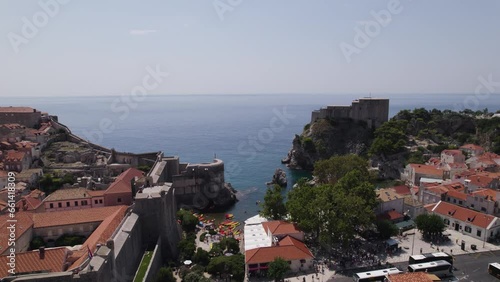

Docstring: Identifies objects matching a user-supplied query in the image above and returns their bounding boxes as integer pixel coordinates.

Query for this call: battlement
[311,97,389,129]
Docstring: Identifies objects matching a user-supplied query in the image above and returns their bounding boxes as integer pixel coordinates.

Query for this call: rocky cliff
[282,118,373,170]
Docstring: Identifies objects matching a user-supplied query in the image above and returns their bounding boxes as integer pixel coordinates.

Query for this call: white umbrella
[183,260,192,266]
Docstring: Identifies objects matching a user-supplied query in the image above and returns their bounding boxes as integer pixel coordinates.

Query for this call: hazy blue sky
[1,0,499,97]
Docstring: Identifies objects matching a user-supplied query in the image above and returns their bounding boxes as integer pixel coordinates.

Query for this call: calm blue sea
[2,94,499,220]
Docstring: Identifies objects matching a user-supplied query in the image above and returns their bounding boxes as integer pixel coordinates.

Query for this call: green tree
[314,154,369,185]
[178,233,197,261]
[220,237,240,254]
[260,185,287,220]
[177,209,199,233]
[267,257,290,282]
[376,220,399,240]
[193,248,211,266]
[369,119,408,156]
[206,254,244,282]
[154,267,175,282]
[286,179,323,239]
[415,213,446,239]
[184,272,204,282]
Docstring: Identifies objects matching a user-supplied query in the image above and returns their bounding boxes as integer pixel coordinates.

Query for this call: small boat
[225,214,234,219]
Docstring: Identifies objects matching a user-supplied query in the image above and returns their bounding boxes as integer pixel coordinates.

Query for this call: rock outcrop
[267,168,287,187]
[283,118,373,170]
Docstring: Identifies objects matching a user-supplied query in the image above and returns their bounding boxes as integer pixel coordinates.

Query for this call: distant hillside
[283,108,500,179]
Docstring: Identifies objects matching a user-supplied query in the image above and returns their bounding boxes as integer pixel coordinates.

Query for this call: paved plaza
[387,228,500,263]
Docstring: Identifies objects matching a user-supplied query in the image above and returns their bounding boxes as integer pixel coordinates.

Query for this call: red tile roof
[442,149,463,156]
[431,201,496,229]
[16,196,43,211]
[87,190,106,197]
[32,205,126,228]
[460,144,484,151]
[0,247,69,278]
[391,185,411,196]
[69,205,128,269]
[445,189,467,201]
[467,175,495,187]
[105,168,143,195]
[409,164,443,177]
[471,189,497,201]
[0,212,34,254]
[261,221,301,236]
[245,235,313,264]
[5,150,26,162]
[377,210,404,221]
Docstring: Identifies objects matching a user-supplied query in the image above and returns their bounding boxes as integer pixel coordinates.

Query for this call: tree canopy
[415,213,446,239]
[267,257,290,282]
[314,154,369,185]
[287,170,377,245]
[260,185,287,220]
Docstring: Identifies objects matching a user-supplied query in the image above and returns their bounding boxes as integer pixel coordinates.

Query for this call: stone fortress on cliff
[311,97,389,129]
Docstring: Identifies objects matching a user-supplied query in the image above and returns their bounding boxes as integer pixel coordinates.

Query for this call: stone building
[0,107,42,128]
[310,97,389,129]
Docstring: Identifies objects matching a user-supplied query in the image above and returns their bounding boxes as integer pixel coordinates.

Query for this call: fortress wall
[0,111,41,128]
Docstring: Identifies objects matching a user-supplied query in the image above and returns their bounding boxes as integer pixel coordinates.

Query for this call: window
[300,259,306,264]
[66,202,70,207]
[82,200,87,206]
[95,200,98,204]
[444,219,450,225]
[447,197,450,201]
[477,230,482,237]
[75,201,78,206]
[471,204,475,208]
[465,226,472,233]
[58,202,62,208]
[453,199,456,203]
[117,198,122,203]
[481,207,487,212]
[480,198,484,203]
[99,199,103,204]
[459,201,463,205]
[49,203,54,209]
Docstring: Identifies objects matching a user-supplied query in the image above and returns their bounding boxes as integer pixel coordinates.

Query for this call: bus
[488,262,500,279]
[408,260,453,277]
[408,252,454,266]
[352,268,402,282]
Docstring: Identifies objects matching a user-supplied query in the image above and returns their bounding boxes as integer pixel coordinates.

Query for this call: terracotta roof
[105,168,143,195]
[0,247,68,278]
[466,175,495,187]
[16,196,43,211]
[261,221,301,236]
[471,189,497,201]
[245,236,313,264]
[460,144,484,151]
[431,201,496,229]
[387,272,435,282]
[442,149,463,156]
[0,200,7,210]
[391,185,411,196]
[87,190,106,197]
[33,205,126,228]
[5,150,26,162]
[426,157,441,166]
[445,189,467,201]
[378,210,404,221]
[446,163,468,170]
[43,188,91,202]
[409,164,443,177]
[0,212,34,254]
[0,107,38,113]
[68,205,128,269]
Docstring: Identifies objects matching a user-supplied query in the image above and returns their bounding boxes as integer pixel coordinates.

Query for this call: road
[328,250,500,281]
